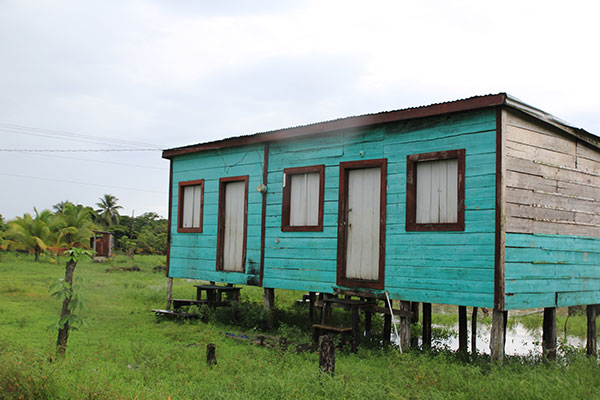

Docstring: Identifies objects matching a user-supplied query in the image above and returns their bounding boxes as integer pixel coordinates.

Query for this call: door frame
[216,175,249,272]
[336,158,387,289]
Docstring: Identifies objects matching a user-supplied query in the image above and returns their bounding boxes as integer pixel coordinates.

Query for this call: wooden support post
[166,277,173,310]
[351,306,360,353]
[422,302,432,349]
[490,309,505,362]
[383,312,392,346]
[471,307,478,355]
[399,301,411,350]
[365,310,372,336]
[543,307,557,360]
[263,288,275,331]
[587,304,598,357]
[411,302,419,323]
[206,343,217,366]
[308,292,316,322]
[318,335,335,376]
[458,306,468,356]
[322,294,333,325]
[410,302,419,348]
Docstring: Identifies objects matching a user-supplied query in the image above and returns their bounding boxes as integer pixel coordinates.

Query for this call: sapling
[49,247,93,356]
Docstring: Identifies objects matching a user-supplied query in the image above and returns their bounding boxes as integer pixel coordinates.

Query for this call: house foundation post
[399,301,411,350]
[166,277,173,310]
[263,288,275,331]
[471,307,478,355]
[542,307,557,361]
[490,309,505,362]
[308,292,316,322]
[410,302,419,348]
[458,306,468,357]
[587,304,599,357]
[422,302,432,349]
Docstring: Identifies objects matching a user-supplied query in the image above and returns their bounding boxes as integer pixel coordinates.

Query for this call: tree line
[0,194,167,260]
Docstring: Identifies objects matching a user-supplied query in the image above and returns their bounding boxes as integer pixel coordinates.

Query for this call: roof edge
[162,93,508,158]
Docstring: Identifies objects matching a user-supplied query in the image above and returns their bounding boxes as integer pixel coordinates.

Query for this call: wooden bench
[194,284,241,304]
[171,298,232,309]
[312,324,353,350]
[152,309,202,320]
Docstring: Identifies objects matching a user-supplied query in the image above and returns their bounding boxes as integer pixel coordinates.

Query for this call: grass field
[1,252,600,399]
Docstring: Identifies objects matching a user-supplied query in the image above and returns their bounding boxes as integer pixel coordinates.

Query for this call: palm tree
[6,208,53,261]
[95,194,123,226]
[53,203,95,249]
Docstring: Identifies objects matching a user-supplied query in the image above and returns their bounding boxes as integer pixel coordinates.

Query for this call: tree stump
[319,335,335,376]
[206,343,217,366]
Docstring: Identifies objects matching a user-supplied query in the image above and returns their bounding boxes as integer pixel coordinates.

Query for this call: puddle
[392,323,585,355]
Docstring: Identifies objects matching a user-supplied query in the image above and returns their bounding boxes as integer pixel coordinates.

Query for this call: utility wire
[16,151,166,171]
[0,148,161,152]
[0,122,164,148]
[0,172,167,195]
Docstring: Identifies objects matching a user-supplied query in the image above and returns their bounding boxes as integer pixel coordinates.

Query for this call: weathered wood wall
[169,145,264,286]
[263,108,497,307]
[504,109,600,309]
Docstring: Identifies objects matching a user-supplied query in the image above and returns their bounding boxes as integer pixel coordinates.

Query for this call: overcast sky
[1,0,599,221]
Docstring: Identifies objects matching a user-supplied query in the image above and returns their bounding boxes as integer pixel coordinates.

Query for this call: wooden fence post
[319,335,335,376]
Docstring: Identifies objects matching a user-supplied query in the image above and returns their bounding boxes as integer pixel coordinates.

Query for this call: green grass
[2,252,600,399]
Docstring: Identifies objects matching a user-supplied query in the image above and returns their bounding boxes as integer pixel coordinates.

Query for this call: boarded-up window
[406,149,465,231]
[177,179,204,233]
[281,165,325,232]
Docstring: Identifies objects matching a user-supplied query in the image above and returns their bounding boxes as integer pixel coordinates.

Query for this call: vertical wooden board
[182,186,194,228]
[192,185,202,227]
[345,167,380,281]
[416,162,431,223]
[223,181,246,272]
[446,158,458,223]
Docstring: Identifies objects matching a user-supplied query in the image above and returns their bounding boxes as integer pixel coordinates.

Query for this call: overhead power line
[18,151,166,171]
[0,172,167,195]
[0,148,161,152]
[0,122,164,148]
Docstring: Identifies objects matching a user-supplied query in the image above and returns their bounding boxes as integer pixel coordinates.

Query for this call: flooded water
[393,323,585,356]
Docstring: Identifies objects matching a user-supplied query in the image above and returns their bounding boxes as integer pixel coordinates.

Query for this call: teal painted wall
[168,109,498,307]
[169,145,264,286]
[505,233,600,309]
[263,109,497,307]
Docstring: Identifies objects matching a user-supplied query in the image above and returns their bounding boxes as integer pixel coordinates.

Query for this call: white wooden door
[345,167,381,281]
[222,180,245,272]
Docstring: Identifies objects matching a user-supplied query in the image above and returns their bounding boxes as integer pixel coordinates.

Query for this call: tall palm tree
[95,194,123,226]
[6,208,53,261]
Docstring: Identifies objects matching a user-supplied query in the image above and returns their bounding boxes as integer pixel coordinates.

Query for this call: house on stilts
[162,93,600,360]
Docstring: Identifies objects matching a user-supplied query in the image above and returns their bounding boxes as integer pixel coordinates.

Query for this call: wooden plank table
[193,284,241,305]
[315,297,377,352]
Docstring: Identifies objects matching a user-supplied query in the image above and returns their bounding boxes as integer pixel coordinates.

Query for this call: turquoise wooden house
[162,93,600,359]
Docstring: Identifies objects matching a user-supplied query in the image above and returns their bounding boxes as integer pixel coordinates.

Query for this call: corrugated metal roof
[163,93,599,158]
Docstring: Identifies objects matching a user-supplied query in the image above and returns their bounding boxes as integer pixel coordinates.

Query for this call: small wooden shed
[92,230,113,261]
[162,93,600,359]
